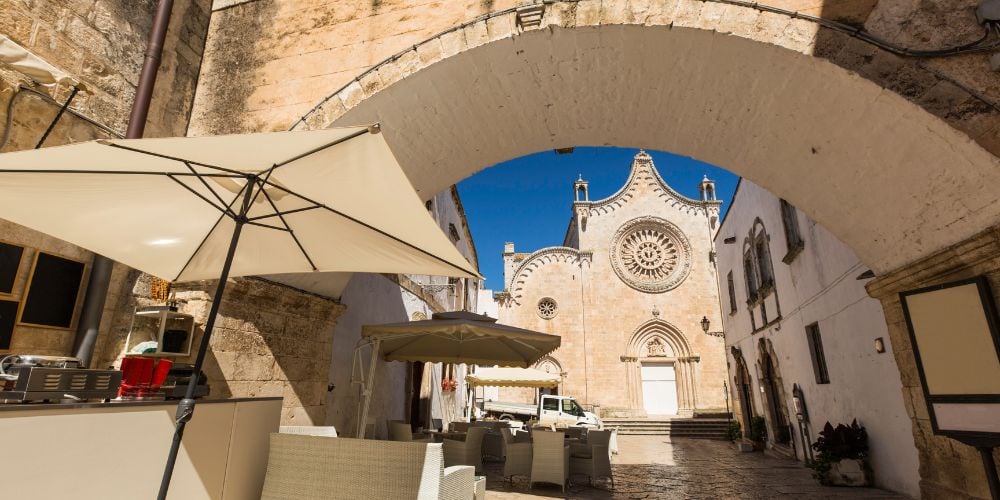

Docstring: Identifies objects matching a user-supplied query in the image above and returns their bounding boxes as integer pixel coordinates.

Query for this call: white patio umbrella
[0,125,479,498]
[353,311,560,438]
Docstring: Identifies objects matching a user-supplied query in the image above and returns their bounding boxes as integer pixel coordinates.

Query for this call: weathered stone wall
[867,227,1000,500]
[0,0,211,359]
[95,277,346,425]
[1,0,210,143]
[191,0,997,162]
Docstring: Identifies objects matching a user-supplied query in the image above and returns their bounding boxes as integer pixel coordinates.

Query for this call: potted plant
[726,421,742,441]
[809,420,871,486]
[749,415,767,450]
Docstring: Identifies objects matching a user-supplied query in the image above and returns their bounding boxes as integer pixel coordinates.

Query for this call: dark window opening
[779,199,804,263]
[805,323,830,384]
[727,271,737,313]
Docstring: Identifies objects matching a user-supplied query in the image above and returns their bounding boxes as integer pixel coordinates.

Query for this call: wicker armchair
[501,427,532,482]
[443,426,487,473]
[388,420,435,443]
[279,425,338,437]
[530,430,569,492]
[449,421,471,433]
[261,433,474,500]
[569,429,614,487]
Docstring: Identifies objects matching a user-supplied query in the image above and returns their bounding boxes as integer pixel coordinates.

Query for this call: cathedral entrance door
[641,362,678,415]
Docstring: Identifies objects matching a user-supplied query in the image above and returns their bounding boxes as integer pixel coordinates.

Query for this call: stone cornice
[584,153,715,218]
[509,246,592,302]
[866,225,1000,299]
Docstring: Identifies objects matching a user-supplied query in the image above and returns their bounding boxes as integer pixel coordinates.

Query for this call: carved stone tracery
[611,217,692,293]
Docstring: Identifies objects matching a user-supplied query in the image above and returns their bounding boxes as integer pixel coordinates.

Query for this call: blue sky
[457,147,739,290]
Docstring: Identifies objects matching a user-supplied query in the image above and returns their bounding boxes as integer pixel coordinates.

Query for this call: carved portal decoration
[611,216,692,293]
[537,297,558,319]
[646,337,667,357]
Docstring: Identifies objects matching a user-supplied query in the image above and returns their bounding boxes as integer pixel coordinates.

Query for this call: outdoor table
[425,429,467,442]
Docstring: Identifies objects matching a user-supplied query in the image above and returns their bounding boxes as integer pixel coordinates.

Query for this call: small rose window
[537,297,558,319]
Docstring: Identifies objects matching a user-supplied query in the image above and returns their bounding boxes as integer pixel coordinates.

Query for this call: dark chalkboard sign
[18,252,86,329]
[0,299,17,350]
[0,241,24,295]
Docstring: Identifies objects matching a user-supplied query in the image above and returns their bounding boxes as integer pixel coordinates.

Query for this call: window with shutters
[779,199,805,263]
[805,323,830,384]
[727,271,737,314]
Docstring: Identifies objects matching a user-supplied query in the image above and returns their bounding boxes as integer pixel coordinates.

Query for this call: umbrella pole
[356,338,381,439]
[156,180,254,500]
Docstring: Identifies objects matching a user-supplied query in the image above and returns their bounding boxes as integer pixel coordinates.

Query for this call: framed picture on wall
[17,251,87,330]
[0,241,25,296]
[899,276,1000,443]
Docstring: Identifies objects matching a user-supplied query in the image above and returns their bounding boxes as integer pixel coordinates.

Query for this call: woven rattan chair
[449,421,471,433]
[501,427,532,482]
[279,425,338,437]
[388,420,435,443]
[443,426,487,473]
[569,429,614,487]
[530,430,569,492]
[261,433,474,500]
[564,426,585,440]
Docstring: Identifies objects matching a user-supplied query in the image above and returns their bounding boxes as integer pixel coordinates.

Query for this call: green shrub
[749,415,767,442]
[726,421,742,441]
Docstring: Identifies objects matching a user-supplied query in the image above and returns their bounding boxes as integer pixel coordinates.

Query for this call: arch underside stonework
[623,319,699,416]
[290,2,1000,276]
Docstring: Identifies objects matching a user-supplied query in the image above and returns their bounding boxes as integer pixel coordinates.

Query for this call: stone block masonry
[96,277,346,426]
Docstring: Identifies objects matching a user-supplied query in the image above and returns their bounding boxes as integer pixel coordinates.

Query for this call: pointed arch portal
[623,319,698,416]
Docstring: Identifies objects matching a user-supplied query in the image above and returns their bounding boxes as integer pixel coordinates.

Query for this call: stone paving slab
[483,436,907,499]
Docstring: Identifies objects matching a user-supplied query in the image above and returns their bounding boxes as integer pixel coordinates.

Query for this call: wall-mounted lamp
[700,316,725,338]
[874,337,886,353]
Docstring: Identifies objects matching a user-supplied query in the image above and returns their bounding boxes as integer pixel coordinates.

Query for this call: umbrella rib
[182,161,238,217]
[264,127,370,174]
[259,179,478,277]
[247,205,322,221]
[104,142,248,176]
[172,184,248,282]
[166,174,234,217]
[244,220,290,232]
[258,183,317,271]
[0,169,244,177]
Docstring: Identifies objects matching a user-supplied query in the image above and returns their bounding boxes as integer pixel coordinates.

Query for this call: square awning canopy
[362,311,561,367]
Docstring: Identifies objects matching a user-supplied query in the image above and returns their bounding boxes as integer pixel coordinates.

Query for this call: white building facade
[715,179,920,497]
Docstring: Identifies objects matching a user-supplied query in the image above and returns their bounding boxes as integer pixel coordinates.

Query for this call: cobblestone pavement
[483,436,906,499]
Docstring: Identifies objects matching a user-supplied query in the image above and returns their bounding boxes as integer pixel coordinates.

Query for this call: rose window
[611,217,691,293]
[537,297,558,319]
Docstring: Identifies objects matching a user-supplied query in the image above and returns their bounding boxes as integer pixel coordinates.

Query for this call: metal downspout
[72,0,175,366]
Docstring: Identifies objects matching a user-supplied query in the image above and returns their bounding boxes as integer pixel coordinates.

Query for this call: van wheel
[499,414,514,421]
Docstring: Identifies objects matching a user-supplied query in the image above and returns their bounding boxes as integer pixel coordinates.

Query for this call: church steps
[603,418,730,438]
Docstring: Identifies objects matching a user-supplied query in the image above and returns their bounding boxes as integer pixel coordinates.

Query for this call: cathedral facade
[495,151,728,417]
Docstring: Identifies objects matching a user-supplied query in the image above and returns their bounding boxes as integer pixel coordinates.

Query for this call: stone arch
[622,319,699,416]
[508,246,592,303]
[730,346,756,434]
[757,337,793,447]
[289,3,1000,276]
